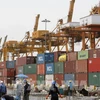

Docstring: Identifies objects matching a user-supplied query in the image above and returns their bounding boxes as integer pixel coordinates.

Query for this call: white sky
[0,0,99,42]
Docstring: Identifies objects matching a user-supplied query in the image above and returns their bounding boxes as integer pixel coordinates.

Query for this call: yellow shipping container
[32,30,49,38]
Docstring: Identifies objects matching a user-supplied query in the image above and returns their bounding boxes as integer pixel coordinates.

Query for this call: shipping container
[64,61,76,73]
[37,75,45,85]
[0,61,6,68]
[26,74,37,84]
[64,74,75,85]
[76,60,87,73]
[67,52,77,61]
[88,58,100,72]
[37,54,45,64]
[88,49,98,58]
[37,64,45,74]
[88,72,100,87]
[97,48,100,57]
[6,60,16,68]
[16,66,23,74]
[46,63,54,74]
[0,69,3,77]
[23,64,37,74]
[78,50,88,60]
[16,56,36,66]
[3,68,15,77]
[45,74,54,86]
[54,74,64,85]
[54,51,67,62]
[75,73,88,86]
[54,62,64,74]
[80,14,100,26]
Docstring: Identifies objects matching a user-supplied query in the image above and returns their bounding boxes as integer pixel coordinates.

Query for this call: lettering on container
[89,60,92,64]
[47,66,52,71]
[80,54,86,58]
[93,54,97,58]
[93,75,97,78]
[28,66,32,68]
[38,57,43,61]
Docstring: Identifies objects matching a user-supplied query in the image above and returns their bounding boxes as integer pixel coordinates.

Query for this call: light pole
[41,19,50,52]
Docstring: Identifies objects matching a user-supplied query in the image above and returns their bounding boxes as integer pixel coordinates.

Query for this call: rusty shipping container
[0,61,6,69]
[64,61,76,73]
[54,74,64,85]
[3,68,15,77]
[67,52,77,61]
[26,74,37,83]
[76,60,88,73]
[88,49,100,58]
[16,56,36,66]
[54,51,67,62]
[88,58,100,72]
[37,64,45,74]
[75,73,88,86]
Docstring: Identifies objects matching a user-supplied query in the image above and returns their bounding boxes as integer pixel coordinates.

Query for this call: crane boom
[34,14,40,32]
[67,0,75,22]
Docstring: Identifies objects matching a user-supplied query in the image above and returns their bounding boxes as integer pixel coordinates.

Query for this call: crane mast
[67,0,75,22]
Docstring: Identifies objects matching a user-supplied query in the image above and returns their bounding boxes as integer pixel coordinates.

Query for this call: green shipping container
[54,62,64,74]
[78,50,88,60]
[88,72,100,87]
[23,64,37,74]
[37,75,45,85]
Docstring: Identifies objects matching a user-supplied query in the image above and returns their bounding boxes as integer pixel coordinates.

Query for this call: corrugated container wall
[75,73,88,86]
[26,74,37,83]
[46,63,54,74]
[64,74,75,84]
[76,60,87,73]
[45,75,54,86]
[67,52,77,61]
[88,58,100,72]
[54,62,64,74]
[0,61,6,68]
[37,75,45,85]
[64,61,76,73]
[54,74,64,85]
[78,50,88,60]
[54,51,66,62]
[88,72,100,87]
[23,64,37,74]
[16,56,36,66]
[16,66,23,74]
[37,64,45,74]
[3,68,15,77]
[6,60,15,68]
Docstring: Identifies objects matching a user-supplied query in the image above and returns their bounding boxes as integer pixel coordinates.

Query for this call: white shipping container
[45,75,54,86]
[60,22,80,29]
[80,14,100,26]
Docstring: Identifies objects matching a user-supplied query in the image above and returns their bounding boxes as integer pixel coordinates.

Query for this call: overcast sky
[0,0,99,42]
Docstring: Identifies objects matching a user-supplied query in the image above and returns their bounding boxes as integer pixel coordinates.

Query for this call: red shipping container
[0,61,6,68]
[88,58,100,72]
[64,61,76,73]
[3,68,15,77]
[67,52,77,61]
[26,74,37,84]
[37,64,45,75]
[76,60,87,73]
[54,51,67,62]
[75,73,88,86]
[54,74,64,85]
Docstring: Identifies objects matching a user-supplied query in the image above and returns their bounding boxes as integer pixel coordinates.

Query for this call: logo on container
[47,66,52,71]
[38,57,43,61]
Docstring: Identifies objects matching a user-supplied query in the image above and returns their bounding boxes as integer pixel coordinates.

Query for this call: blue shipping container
[6,60,16,68]
[64,74,75,85]
[45,53,54,63]
[46,63,54,74]
[37,54,45,64]
[37,53,54,64]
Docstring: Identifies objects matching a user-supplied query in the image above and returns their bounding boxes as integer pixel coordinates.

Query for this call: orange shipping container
[54,74,64,86]
[76,60,87,73]
[0,61,6,69]
[37,64,45,74]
